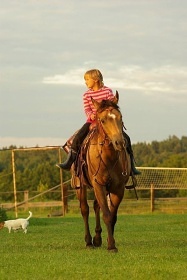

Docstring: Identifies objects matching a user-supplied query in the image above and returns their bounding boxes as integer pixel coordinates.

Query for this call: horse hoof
[108,247,118,253]
[93,237,102,247]
[86,244,94,249]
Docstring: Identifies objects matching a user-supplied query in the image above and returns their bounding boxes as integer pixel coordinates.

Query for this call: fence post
[150,183,154,212]
[58,148,65,216]
[12,150,18,218]
[24,190,29,211]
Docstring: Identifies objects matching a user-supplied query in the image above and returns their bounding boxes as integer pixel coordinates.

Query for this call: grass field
[1,213,187,280]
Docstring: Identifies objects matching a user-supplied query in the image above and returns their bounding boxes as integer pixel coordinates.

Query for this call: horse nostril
[113,139,124,151]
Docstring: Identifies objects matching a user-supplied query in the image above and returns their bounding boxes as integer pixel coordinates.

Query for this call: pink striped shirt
[83,86,115,123]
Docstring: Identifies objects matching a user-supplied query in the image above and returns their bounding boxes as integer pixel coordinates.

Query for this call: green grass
[1,214,187,280]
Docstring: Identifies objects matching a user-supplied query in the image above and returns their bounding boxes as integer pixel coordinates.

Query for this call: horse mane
[97,99,120,112]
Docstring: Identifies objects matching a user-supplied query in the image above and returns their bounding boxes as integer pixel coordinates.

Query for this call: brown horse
[70,91,134,252]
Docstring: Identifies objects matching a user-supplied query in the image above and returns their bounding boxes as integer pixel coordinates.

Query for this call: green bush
[0,208,7,222]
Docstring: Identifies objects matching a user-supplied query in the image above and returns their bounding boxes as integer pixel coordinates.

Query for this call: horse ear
[112,90,119,104]
[91,97,100,109]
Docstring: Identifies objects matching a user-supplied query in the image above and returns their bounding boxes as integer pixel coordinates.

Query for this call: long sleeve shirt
[83,86,115,123]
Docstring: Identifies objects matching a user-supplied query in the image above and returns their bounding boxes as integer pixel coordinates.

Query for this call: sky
[0,0,187,148]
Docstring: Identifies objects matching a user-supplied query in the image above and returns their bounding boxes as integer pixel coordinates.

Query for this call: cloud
[1,0,187,144]
[42,68,86,85]
[42,65,187,98]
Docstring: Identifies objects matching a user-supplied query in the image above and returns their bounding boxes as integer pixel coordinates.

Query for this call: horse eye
[101,119,105,124]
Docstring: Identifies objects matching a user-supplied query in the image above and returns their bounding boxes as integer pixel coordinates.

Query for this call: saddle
[63,128,96,189]
[63,128,138,198]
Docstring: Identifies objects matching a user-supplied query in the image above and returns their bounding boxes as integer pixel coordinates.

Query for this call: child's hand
[90,113,96,121]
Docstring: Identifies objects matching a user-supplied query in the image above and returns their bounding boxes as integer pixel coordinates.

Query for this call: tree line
[0,135,187,200]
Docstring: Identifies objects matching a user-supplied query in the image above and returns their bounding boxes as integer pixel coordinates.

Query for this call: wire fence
[1,166,187,216]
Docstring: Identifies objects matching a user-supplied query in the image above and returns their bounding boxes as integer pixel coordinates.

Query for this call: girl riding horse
[57,69,140,176]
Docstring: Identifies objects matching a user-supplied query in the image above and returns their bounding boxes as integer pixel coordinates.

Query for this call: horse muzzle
[112,137,126,151]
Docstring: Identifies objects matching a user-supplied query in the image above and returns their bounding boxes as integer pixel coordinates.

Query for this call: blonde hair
[84,69,104,88]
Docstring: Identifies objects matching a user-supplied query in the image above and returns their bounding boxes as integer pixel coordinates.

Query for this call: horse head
[91,91,125,151]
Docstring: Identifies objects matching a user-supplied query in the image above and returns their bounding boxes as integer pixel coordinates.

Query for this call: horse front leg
[76,187,93,248]
[103,211,117,252]
[94,187,117,252]
[109,191,125,240]
[93,198,102,247]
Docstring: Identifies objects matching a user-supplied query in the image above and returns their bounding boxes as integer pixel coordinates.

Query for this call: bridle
[96,106,124,145]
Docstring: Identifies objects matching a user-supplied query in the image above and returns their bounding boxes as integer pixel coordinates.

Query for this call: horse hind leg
[93,199,102,247]
[76,188,93,248]
[82,203,93,248]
